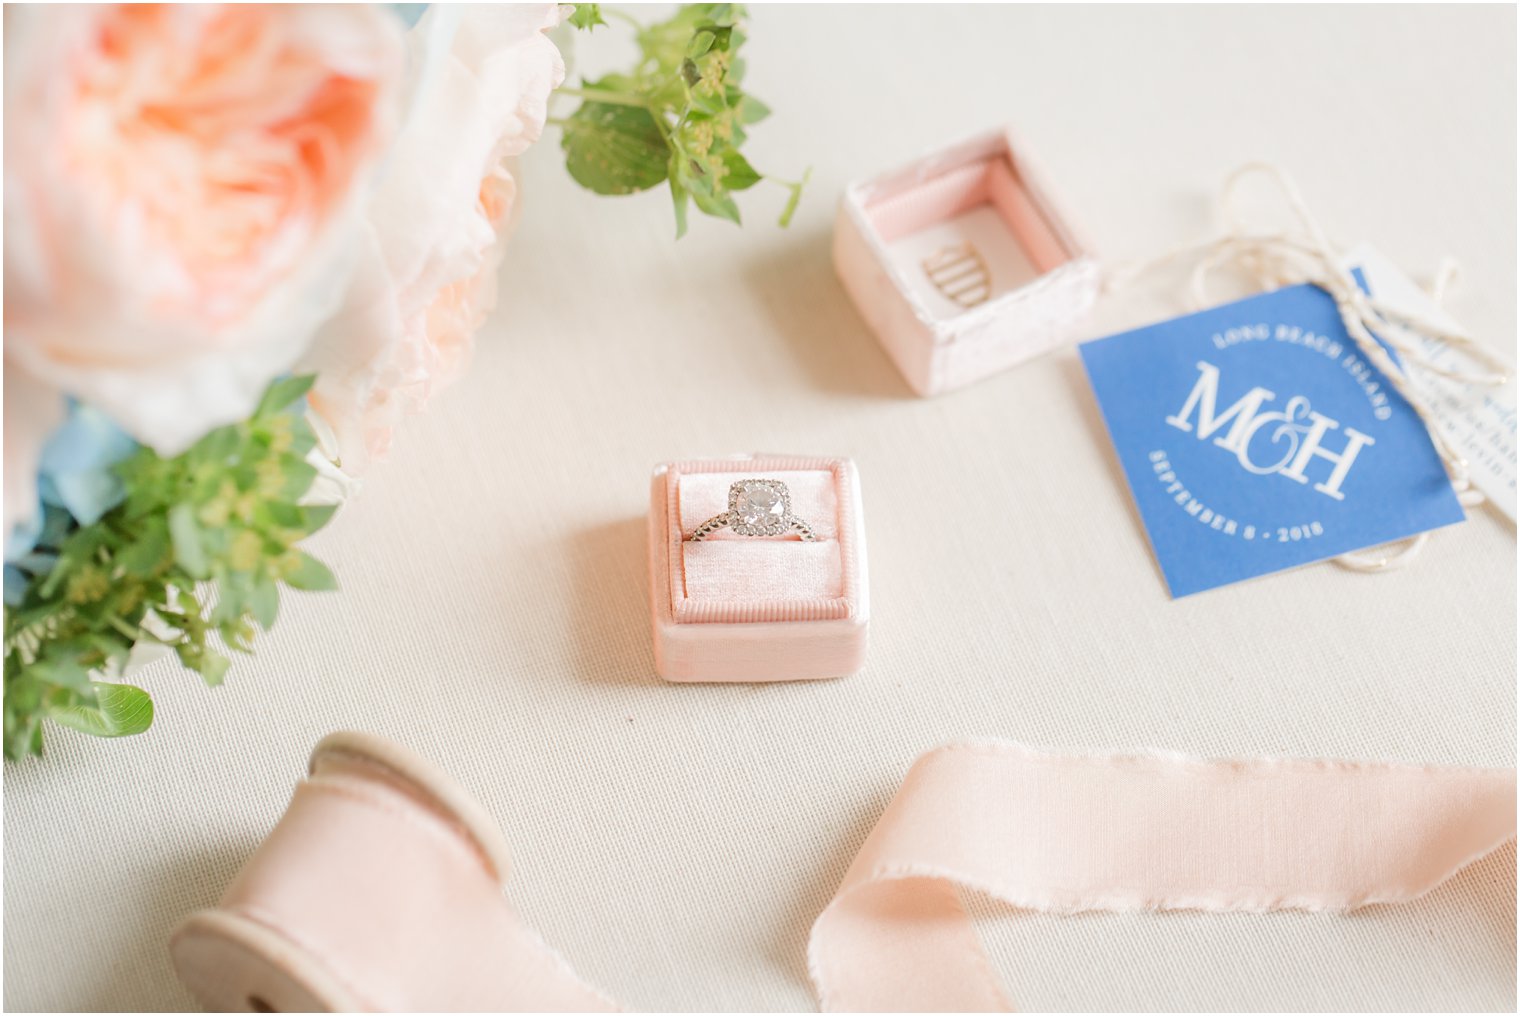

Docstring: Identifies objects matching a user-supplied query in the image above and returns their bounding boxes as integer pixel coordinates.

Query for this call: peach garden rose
[3,3,405,533]
[299,4,566,469]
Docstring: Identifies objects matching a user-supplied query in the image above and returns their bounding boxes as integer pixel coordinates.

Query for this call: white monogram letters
[1166,361,1375,500]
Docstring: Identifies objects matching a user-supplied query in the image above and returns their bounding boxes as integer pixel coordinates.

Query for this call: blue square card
[1078,281,1464,597]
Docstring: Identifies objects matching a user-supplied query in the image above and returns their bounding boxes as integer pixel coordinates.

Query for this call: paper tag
[1079,281,1466,597]
[1345,244,1517,520]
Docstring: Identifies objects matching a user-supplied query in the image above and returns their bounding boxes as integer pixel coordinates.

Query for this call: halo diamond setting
[688,479,817,542]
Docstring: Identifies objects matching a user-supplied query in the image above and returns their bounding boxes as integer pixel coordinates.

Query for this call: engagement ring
[688,479,817,542]
[922,242,991,308]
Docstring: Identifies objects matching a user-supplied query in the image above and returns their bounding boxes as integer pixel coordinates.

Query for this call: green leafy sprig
[2,376,338,760]
[558,3,807,237]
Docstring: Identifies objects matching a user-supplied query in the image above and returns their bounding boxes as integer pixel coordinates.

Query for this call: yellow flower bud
[229,530,263,572]
[256,458,285,498]
[198,480,237,528]
[276,549,303,579]
[267,415,294,454]
[116,583,143,615]
[66,566,110,605]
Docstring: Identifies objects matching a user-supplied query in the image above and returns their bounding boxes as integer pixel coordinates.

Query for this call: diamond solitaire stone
[735,481,785,526]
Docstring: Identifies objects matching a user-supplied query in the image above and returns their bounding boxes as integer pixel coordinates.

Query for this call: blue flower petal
[390,3,429,28]
[4,565,28,607]
[37,404,137,526]
[48,471,126,527]
[5,506,43,562]
[37,504,72,550]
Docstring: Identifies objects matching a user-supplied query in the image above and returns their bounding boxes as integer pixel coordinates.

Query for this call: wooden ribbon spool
[170,731,613,1012]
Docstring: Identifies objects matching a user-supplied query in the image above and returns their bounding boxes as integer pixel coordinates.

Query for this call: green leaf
[568,4,605,30]
[47,683,154,739]
[279,456,319,500]
[561,99,669,196]
[211,572,248,625]
[286,422,318,460]
[221,614,256,654]
[779,167,811,228]
[720,148,761,191]
[6,715,43,761]
[117,520,170,577]
[262,501,303,528]
[255,375,316,418]
[197,649,231,687]
[636,8,709,69]
[30,657,93,694]
[284,551,338,592]
[193,425,240,466]
[688,29,716,58]
[707,25,735,53]
[249,577,279,631]
[299,504,339,537]
[737,94,770,125]
[168,503,209,579]
[667,150,692,238]
[670,180,691,239]
[690,178,742,225]
[5,705,45,760]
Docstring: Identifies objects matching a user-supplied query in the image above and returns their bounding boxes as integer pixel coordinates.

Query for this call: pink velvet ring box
[833,128,1101,396]
[648,455,869,683]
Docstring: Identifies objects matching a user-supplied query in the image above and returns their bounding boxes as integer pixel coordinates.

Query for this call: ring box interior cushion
[649,456,869,682]
[833,127,1101,396]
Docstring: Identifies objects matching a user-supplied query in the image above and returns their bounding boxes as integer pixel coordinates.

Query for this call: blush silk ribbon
[172,733,1515,1012]
[808,742,1515,1011]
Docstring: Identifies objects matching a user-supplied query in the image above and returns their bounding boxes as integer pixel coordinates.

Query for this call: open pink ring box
[648,455,869,682]
[833,128,1100,396]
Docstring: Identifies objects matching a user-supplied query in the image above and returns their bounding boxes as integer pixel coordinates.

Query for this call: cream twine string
[1106,163,1510,572]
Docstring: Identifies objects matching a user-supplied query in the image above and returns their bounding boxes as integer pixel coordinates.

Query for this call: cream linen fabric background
[4,5,1516,1012]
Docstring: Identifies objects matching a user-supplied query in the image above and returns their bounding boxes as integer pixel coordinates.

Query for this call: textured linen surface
[4,6,1516,1013]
